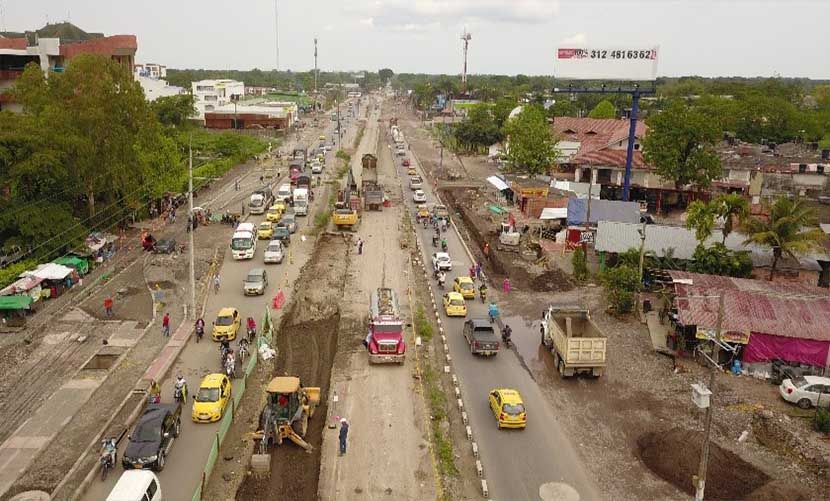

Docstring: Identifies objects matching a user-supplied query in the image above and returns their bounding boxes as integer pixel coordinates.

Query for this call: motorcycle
[238,339,250,366]
[247,326,256,344]
[219,343,230,366]
[224,355,236,378]
[479,286,488,303]
[195,325,204,343]
[488,303,500,324]
[441,240,448,252]
[501,327,513,348]
[100,438,116,481]
[432,234,439,248]
[437,275,446,290]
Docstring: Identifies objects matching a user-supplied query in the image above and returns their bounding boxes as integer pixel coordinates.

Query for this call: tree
[685,200,718,244]
[742,196,826,280]
[600,265,641,314]
[588,99,617,119]
[502,106,557,177]
[688,243,753,278]
[378,68,394,83]
[712,193,749,243]
[642,101,723,190]
[151,94,196,127]
[491,97,517,129]
[454,104,502,152]
[572,247,589,282]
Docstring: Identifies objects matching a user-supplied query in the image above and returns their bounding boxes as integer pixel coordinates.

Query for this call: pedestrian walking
[214,275,221,294]
[339,418,349,455]
[104,297,114,318]
[502,277,511,294]
[475,262,482,280]
[483,242,490,257]
[357,238,364,255]
[235,178,240,191]
[162,312,171,337]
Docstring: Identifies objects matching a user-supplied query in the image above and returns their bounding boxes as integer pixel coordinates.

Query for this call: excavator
[250,376,320,476]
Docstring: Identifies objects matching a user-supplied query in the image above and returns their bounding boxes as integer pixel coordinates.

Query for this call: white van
[276,184,292,203]
[106,470,162,501]
[236,222,255,234]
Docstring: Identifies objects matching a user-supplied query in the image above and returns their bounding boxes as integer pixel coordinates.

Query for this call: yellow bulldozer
[250,376,321,476]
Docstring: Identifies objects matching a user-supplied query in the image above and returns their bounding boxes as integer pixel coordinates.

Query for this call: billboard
[555,46,659,81]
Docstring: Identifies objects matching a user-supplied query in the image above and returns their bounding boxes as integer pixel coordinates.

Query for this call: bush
[572,247,588,282]
[600,265,641,314]
[688,243,753,278]
[415,306,433,342]
[0,259,38,289]
[816,408,830,433]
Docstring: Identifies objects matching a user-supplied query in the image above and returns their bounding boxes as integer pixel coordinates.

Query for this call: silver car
[279,214,297,233]
[243,268,268,295]
[263,241,284,264]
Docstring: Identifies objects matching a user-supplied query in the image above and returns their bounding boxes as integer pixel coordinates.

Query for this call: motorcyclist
[441,238,448,252]
[488,302,499,323]
[432,231,439,248]
[194,317,205,342]
[148,380,161,404]
[224,350,236,375]
[501,324,513,345]
[437,270,446,288]
[479,283,488,301]
[174,374,188,402]
[101,437,116,465]
[220,338,231,363]
[246,317,256,337]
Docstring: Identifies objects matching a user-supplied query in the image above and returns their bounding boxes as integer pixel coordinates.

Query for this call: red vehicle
[367,288,406,364]
[289,162,303,185]
[402,158,411,167]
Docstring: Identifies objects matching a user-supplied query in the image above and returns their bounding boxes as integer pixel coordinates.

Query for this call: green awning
[0,295,33,310]
[487,204,507,215]
[54,256,89,275]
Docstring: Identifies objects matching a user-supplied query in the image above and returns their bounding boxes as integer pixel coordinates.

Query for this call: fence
[191,306,271,501]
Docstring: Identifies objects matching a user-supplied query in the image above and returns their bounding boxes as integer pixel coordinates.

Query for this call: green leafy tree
[378,68,394,83]
[151,94,196,127]
[502,106,557,177]
[600,265,641,314]
[685,200,718,243]
[572,247,589,282]
[642,101,723,190]
[688,243,753,278]
[454,104,502,152]
[491,97,518,129]
[712,193,749,243]
[743,196,826,280]
[588,99,617,119]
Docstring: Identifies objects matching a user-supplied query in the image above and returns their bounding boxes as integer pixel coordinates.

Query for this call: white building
[135,63,166,79]
[192,79,245,118]
[136,75,185,101]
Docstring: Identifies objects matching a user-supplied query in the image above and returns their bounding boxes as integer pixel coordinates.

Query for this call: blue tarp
[567,198,640,225]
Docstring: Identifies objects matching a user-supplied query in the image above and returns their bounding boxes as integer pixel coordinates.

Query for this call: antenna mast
[461,29,472,93]
[274,0,280,71]
[314,38,318,94]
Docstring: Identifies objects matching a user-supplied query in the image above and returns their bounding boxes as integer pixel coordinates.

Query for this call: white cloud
[323,25,334,32]
[359,17,375,26]
[560,33,587,45]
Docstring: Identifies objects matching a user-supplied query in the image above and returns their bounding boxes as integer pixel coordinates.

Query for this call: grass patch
[422,364,458,478]
[415,306,434,342]
[314,210,330,230]
[353,122,366,149]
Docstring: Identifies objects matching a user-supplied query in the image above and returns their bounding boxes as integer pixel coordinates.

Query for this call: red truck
[367,288,406,364]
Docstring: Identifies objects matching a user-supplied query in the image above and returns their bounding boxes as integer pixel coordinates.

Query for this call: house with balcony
[192,79,245,119]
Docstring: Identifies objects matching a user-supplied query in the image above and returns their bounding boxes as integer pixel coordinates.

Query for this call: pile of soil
[529,269,574,293]
[637,428,769,500]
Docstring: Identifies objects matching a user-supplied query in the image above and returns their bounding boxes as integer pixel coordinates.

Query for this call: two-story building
[192,79,245,119]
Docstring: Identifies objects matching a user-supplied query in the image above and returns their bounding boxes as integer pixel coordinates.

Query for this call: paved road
[81,110,356,501]
[393,112,602,501]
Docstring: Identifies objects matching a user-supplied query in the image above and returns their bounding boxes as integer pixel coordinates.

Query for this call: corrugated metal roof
[568,199,640,225]
[668,271,830,341]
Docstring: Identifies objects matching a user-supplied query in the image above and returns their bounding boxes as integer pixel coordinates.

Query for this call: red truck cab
[367,288,406,364]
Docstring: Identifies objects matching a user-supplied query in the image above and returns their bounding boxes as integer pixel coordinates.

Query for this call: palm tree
[685,201,717,244]
[742,196,826,280]
[712,193,749,243]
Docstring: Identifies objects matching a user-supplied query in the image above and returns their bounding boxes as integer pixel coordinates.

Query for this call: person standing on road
[104,297,114,318]
[214,274,221,294]
[339,418,349,455]
[356,238,364,255]
[162,312,171,337]
[503,277,511,294]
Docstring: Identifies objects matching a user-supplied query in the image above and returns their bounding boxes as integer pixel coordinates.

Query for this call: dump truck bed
[543,306,607,377]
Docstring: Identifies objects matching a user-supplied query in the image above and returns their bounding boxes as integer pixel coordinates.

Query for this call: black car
[272,226,291,246]
[152,239,177,254]
[122,403,181,471]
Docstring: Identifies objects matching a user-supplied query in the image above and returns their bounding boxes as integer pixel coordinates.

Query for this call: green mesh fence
[203,438,219,486]
[217,403,234,444]
[191,482,202,501]
[234,377,246,407]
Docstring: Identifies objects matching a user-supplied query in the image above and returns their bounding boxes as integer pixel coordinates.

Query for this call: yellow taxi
[416,206,430,220]
[192,373,232,423]
[407,166,417,176]
[257,222,274,240]
[212,307,240,341]
[453,276,476,299]
[488,388,527,429]
[442,292,467,317]
[318,134,326,141]
[266,204,284,223]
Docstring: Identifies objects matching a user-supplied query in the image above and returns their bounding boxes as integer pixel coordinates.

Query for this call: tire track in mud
[236,233,351,501]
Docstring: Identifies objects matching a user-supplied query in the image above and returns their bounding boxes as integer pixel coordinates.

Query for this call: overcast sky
[3,0,829,78]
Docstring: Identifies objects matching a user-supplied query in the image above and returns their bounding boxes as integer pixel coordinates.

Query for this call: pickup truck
[122,403,182,471]
[462,319,500,356]
[541,305,607,378]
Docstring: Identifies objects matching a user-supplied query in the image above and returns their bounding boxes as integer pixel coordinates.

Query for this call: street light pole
[638,220,647,281]
[188,135,196,320]
[694,294,725,501]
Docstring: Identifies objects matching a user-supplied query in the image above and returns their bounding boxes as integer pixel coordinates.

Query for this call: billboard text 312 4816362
[555,47,659,81]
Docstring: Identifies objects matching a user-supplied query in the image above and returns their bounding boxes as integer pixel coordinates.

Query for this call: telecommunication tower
[461,29,472,93]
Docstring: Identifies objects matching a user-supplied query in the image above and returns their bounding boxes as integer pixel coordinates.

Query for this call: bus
[231,228,256,260]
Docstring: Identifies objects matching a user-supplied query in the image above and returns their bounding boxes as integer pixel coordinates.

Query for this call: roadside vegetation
[0,55,267,265]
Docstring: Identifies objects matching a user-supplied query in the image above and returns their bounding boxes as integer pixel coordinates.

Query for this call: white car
[413,190,427,204]
[432,252,452,271]
[311,162,323,174]
[263,240,284,264]
[410,176,423,190]
[779,375,830,409]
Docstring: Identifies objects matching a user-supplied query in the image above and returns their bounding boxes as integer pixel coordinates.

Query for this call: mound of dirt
[636,428,770,500]
[529,269,574,293]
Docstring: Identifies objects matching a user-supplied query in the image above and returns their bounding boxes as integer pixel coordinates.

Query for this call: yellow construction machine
[250,376,321,476]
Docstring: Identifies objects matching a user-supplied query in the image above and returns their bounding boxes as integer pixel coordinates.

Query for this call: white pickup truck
[541,305,607,378]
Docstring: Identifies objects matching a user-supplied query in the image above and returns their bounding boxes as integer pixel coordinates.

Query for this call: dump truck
[541,305,607,378]
[361,154,383,211]
[367,288,406,364]
[251,376,321,475]
[332,189,360,231]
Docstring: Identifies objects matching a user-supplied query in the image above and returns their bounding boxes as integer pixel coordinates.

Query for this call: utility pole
[313,38,318,95]
[637,219,647,281]
[273,0,280,71]
[188,135,196,320]
[460,29,472,94]
[694,294,724,501]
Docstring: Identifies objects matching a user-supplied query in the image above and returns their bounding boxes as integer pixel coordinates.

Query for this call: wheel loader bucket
[250,454,271,477]
[305,387,321,405]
